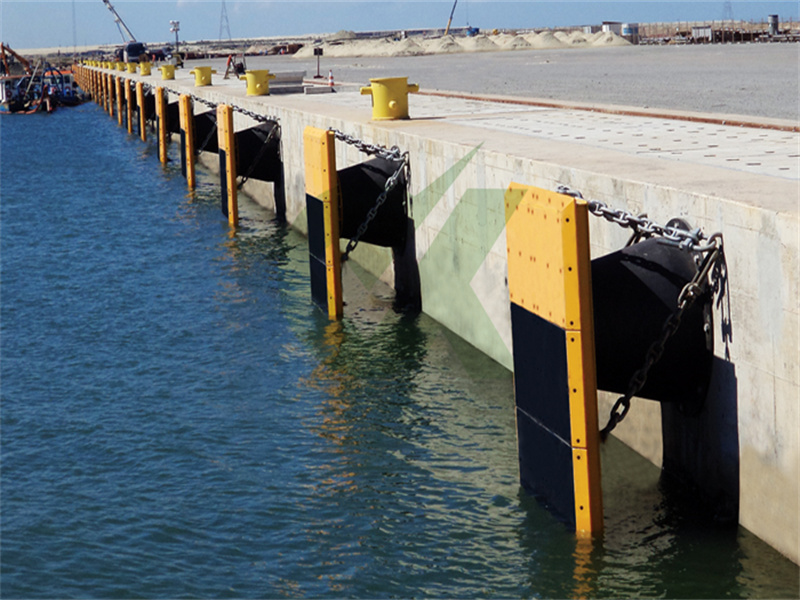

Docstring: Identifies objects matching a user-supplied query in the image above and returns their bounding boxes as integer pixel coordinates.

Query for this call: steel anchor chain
[149,88,280,160]
[238,123,281,188]
[554,186,725,439]
[329,129,409,262]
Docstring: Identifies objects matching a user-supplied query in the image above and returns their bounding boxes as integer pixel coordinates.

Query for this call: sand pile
[421,35,463,54]
[328,30,357,41]
[554,31,589,45]
[391,37,425,56]
[528,32,566,48]
[493,33,517,46]
[293,29,630,59]
[459,34,500,52]
[503,35,532,50]
[591,32,631,46]
[567,31,590,45]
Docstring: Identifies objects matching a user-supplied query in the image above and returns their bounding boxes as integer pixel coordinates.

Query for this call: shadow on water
[512,431,798,599]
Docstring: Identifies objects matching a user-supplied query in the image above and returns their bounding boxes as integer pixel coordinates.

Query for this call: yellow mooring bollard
[116,62,126,71]
[189,66,216,87]
[158,64,176,80]
[360,76,420,121]
[126,62,137,73]
[239,70,276,96]
[139,62,152,76]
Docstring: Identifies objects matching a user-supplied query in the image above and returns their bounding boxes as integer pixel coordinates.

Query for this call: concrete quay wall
[87,67,799,564]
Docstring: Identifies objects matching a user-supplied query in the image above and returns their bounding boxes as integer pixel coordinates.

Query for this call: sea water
[1,105,797,598]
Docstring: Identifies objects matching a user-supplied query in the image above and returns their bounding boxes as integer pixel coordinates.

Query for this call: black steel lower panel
[517,408,575,528]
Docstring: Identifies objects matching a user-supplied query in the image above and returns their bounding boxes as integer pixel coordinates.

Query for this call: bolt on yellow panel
[561,199,594,332]
[566,330,601,451]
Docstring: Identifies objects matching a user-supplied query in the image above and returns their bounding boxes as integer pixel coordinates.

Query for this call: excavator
[1,42,32,76]
[2,42,86,113]
[1,42,50,113]
[101,0,147,62]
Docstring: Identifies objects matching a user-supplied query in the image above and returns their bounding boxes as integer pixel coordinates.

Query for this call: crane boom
[1,43,32,75]
[102,0,137,43]
[444,0,458,36]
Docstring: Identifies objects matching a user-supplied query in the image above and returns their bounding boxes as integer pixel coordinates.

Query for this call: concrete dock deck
[82,63,799,564]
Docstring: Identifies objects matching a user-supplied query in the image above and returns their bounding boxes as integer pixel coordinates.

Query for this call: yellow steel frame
[125,79,134,135]
[179,94,197,190]
[136,82,146,142]
[115,76,123,127]
[505,183,603,534]
[303,126,343,320]
[155,87,168,164]
[217,104,238,226]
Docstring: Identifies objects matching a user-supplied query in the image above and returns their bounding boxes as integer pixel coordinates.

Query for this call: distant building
[621,23,640,44]
[692,25,713,42]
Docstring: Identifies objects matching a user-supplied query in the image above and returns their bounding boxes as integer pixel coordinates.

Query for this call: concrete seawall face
[86,66,799,564]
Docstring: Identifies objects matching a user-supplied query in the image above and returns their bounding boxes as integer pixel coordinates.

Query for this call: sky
[1,1,797,51]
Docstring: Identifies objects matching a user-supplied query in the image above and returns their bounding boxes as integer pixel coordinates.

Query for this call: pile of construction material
[294,30,630,59]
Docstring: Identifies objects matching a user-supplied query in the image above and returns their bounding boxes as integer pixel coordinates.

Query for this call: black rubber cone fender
[591,237,714,407]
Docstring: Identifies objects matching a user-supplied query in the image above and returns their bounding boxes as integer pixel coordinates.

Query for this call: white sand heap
[591,31,632,46]
[421,35,463,54]
[293,30,630,59]
[528,31,566,48]
[459,34,500,52]
[503,35,533,50]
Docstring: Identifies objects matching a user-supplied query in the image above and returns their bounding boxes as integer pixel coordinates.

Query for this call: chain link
[556,185,718,252]
[330,129,405,162]
[230,104,278,124]
[140,85,280,157]
[329,129,409,261]
[149,84,279,124]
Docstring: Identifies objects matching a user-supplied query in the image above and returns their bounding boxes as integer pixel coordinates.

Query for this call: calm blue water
[1,104,798,599]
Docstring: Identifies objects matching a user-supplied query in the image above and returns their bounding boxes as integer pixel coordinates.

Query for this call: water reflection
[572,535,599,599]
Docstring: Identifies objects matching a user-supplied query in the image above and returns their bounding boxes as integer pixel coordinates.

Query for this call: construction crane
[101,0,147,62]
[444,0,478,37]
[444,0,458,36]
